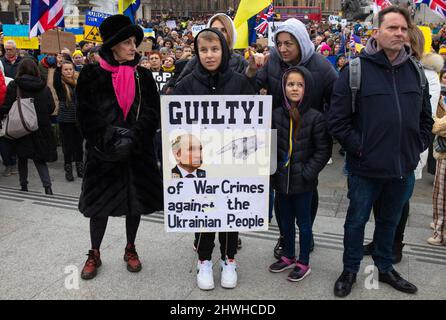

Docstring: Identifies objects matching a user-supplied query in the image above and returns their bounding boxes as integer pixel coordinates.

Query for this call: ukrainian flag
[234,0,271,49]
[118,0,141,24]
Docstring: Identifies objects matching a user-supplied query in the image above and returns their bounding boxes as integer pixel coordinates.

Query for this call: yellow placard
[144,31,155,38]
[84,25,102,42]
[75,35,84,43]
[4,36,39,50]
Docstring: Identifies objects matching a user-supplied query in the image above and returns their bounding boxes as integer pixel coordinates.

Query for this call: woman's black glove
[94,126,135,162]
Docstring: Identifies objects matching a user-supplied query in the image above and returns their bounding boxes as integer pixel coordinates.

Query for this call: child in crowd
[269,67,331,282]
[174,28,255,290]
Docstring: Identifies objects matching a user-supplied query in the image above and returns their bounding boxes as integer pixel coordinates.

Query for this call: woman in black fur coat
[76,15,163,280]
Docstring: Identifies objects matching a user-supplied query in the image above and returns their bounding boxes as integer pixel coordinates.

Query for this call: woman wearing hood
[169,13,248,92]
[173,28,255,291]
[245,18,338,260]
[1,58,57,195]
[268,66,331,282]
[76,15,163,280]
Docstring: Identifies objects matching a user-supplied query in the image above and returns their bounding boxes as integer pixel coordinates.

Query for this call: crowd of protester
[0,6,444,295]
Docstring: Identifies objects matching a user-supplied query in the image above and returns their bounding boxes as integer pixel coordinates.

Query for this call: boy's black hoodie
[173,28,254,95]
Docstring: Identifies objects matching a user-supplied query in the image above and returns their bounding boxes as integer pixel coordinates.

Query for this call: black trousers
[195,232,238,261]
[90,216,141,250]
[59,123,83,163]
[18,157,51,188]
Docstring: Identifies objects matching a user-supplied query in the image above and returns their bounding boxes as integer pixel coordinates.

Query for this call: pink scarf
[99,58,136,120]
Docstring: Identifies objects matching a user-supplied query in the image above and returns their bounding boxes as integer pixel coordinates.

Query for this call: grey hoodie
[274,18,314,66]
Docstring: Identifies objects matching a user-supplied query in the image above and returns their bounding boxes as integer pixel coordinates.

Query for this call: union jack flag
[373,0,393,13]
[29,0,64,38]
[255,4,274,34]
[415,0,446,19]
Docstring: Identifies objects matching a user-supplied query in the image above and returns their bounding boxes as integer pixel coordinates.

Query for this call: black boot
[334,271,357,297]
[44,187,53,195]
[64,163,74,182]
[76,161,84,178]
[21,185,28,192]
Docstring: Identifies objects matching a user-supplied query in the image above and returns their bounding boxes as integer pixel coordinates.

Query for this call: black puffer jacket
[76,48,163,218]
[1,75,57,162]
[272,67,332,194]
[174,29,254,95]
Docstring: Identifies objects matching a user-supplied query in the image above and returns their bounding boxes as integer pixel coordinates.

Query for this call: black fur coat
[76,52,163,218]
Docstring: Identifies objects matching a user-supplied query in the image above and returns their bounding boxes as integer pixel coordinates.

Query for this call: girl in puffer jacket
[268,66,331,282]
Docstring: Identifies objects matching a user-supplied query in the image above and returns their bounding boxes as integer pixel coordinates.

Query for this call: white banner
[152,71,173,94]
[166,20,177,30]
[161,95,273,233]
[268,22,284,47]
[191,24,206,37]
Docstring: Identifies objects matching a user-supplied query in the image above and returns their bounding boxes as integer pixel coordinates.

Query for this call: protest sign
[143,28,155,38]
[166,20,177,30]
[152,72,173,93]
[191,25,206,37]
[65,27,84,43]
[268,22,284,46]
[84,25,102,42]
[328,15,341,25]
[85,11,111,27]
[161,95,272,233]
[41,29,76,54]
[3,24,39,49]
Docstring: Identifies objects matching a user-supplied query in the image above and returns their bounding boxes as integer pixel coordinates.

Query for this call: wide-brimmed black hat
[99,15,143,50]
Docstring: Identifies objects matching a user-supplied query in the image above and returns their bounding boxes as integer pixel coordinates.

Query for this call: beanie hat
[72,50,83,58]
[320,44,331,53]
[99,14,143,51]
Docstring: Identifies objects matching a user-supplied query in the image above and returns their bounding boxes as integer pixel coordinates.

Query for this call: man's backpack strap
[349,57,361,114]
[408,56,427,91]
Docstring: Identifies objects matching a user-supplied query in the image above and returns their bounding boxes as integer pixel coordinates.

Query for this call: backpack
[2,88,39,139]
[349,56,428,113]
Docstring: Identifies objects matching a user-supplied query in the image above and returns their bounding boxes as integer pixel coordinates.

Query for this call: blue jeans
[276,191,313,265]
[343,173,415,273]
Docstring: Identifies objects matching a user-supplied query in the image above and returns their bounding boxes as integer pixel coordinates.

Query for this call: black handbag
[433,135,446,153]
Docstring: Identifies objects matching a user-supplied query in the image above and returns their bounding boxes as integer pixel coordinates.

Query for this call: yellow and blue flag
[118,0,141,24]
[234,0,272,49]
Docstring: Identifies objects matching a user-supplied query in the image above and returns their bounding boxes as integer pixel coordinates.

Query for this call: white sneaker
[197,260,214,290]
[427,233,445,246]
[220,259,237,289]
[327,157,333,165]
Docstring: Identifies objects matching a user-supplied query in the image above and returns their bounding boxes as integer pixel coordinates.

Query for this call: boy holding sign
[173,28,255,290]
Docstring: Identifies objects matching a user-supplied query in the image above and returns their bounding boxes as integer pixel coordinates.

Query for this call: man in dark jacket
[245,18,338,258]
[1,40,22,79]
[328,6,434,298]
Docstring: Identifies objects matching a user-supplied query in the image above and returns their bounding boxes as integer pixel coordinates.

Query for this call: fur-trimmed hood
[421,53,444,73]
